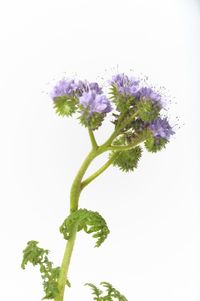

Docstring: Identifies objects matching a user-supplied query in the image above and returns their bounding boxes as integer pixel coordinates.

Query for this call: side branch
[81,152,120,190]
[88,128,98,150]
[101,110,139,148]
[107,131,149,152]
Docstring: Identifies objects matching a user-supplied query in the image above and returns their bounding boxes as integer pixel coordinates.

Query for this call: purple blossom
[77,80,103,95]
[149,117,174,140]
[110,73,140,96]
[79,91,112,115]
[50,79,78,99]
[137,87,163,107]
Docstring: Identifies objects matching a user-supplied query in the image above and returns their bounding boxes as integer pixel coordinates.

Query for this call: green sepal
[21,241,60,300]
[85,282,128,301]
[79,109,105,130]
[145,134,168,152]
[110,135,142,172]
[136,99,160,122]
[60,209,110,247]
[53,95,78,117]
[109,85,135,113]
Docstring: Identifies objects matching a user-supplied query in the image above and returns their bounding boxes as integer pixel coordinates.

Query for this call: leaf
[21,240,49,269]
[86,282,128,301]
[85,283,103,300]
[21,241,60,299]
[60,209,110,247]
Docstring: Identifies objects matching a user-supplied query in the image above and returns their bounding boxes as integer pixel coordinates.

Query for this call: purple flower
[149,117,174,140]
[110,73,140,96]
[137,87,163,107]
[77,80,103,95]
[79,91,112,115]
[51,79,78,99]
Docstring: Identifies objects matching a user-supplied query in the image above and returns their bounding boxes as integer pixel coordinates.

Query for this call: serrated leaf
[85,283,103,300]
[60,209,110,247]
[86,282,128,301]
[21,241,60,299]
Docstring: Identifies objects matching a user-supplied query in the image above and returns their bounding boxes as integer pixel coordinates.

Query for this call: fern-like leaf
[86,282,128,301]
[85,283,103,300]
[21,241,60,299]
[60,209,110,247]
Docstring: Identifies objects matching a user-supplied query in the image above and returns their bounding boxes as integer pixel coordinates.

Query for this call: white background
[0,0,200,300]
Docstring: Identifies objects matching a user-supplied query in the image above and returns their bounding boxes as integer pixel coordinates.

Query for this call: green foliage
[21,240,48,268]
[21,241,60,299]
[79,109,105,130]
[110,135,142,172]
[145,134,168,152]
[60,209,110,247]
[136,99,160,122]
[109,86,134,113]
[53,95,78,116]
[85,282,128,301]
[85,283,103,300]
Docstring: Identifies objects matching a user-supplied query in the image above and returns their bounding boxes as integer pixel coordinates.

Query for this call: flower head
[149,117,174,140]
[77,80,103,95]
[110,73,140,96]
[137,87,163,107]
[50,79,78,99]
[79,91,112,115]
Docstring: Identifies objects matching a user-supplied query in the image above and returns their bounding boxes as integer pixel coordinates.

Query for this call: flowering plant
[21,72,175,301]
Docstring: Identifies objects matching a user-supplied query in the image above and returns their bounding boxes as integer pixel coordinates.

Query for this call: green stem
[101,111,138,148]
[55,145,108,301]
[55,226,77,301]
[108,131,150,152]
[88,128,98,150]
[54,120,147,301]
[81,152,120,190]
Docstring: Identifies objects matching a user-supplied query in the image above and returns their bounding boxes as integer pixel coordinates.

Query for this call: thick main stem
[54,123,146,301]
[55,147,106,301]
[55,227,77,301]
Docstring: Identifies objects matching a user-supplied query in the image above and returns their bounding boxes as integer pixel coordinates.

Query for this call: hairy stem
[55,226,77,301]
[108,131,150,152]
[54,124,146,301]
[55,145,108,301]
[88,128,98,150]
[101,111,138,148]
[81,152,120,190]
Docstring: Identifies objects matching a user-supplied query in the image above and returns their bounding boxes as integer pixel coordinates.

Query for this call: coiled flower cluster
[51,73,174,152]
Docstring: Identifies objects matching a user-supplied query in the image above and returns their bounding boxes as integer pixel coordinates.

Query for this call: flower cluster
[109,73,174,152]
[110,73,140,96]
[51,78,112,129]
[51,79,78,99]
[149,117,174,140]
[50,72,174,152]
